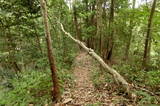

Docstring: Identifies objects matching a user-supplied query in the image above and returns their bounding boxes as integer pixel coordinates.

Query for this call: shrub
[146,70,160,88]
[0,70,52,106]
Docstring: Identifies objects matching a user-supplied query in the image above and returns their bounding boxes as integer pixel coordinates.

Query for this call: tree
[40,0,60,102]
[96,0,103,55]
[124,0,136,60]
[73,1,82,49]
[105,0,115,61]
[142,0,157,70]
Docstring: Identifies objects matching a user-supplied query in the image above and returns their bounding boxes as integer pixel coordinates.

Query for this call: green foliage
[91,70,103,89]
[0,0,160,105]
[136,90,158,105]
[113,63,160,89]
[0,68,74,105]
[146,70,160,87]
[86,102,102,106]
[35,58,48,70]
[91,69,112,89]
[0,70,52,106]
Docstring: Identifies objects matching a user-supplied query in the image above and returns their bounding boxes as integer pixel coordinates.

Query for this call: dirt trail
[62,52,113,106]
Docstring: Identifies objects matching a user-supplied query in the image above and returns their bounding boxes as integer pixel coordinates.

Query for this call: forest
[0,0,160,105]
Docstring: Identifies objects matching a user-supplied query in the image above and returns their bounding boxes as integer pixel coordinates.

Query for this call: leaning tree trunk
[40,0,60,102]
[142,0,157,70]
[60,23,136,98]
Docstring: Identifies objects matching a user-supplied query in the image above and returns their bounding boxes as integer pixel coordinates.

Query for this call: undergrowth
[0,46,77,105]
[0,68,74,106]
[91,62,160,105]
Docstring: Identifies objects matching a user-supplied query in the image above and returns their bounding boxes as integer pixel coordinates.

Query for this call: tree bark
[87,0,96,49]
[73,2,81,49]
[40,0,60,102]
[106,0,115,61]
[142,0,157,70]
[96,0,103,55]
[60,23,135,96]
[124,0,136,60]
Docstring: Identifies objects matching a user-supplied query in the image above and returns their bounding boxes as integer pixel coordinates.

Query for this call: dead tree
[60,23,136,98]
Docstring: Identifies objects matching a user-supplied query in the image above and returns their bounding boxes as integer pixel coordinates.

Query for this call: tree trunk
[73,3,81,42]
[40,0,60,102]
[96,0,103,55]
[142,0,157,70]
[124,0,136,60]
[90,1,97,50]
[85,0,90,48]
[106,0,114,61]
[88,1,96,49]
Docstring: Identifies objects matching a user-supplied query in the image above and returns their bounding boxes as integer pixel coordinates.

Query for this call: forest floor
[61,52,123,106]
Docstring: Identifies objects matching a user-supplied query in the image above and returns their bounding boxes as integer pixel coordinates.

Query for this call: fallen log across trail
[59,23,136,99]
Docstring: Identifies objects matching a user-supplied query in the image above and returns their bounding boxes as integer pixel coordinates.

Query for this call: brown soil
[61,52,114,106]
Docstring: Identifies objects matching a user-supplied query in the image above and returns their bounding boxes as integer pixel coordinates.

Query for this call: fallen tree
[59,23,136,98]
